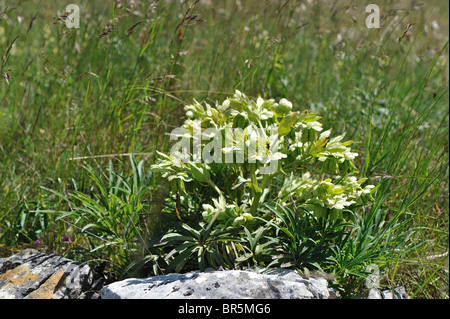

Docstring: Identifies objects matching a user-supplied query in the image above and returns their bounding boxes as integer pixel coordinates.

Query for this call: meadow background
[0,0,448,298]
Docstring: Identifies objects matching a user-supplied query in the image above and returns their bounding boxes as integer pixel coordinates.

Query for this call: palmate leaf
[208,230,240,243]
[243,227,254,248]
[278,111,301,136]
[160,232,196,243]
[187,162,211,184]
[122,253,163,278]
[309,137,330,157]
[167,245,198,273]
[206,246,227,268]
[165,241,197,261]
[198,246,205,271]
[277,226,295,240]
[161,211,240,272]
[235,252,254,263]
[205,207,222,233]
[180,223,202,239]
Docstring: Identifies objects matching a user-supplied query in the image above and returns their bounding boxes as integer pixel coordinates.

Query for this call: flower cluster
[152,91,375,224]
[278,173,375,220]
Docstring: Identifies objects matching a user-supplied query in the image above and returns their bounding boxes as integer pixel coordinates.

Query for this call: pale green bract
[151,90,376,224]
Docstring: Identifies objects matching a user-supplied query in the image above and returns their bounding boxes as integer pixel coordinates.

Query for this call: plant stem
[249,173,273,216]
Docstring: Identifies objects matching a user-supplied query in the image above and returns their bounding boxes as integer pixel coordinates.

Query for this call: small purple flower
[34,240,42,247]
[61,235,72,243]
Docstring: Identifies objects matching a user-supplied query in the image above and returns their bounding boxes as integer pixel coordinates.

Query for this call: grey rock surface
[1,250,410,299]
[380,286,409,299]
[101,269,330,299]
[0,249,104,299]
[366,286,409,299]
[367,288,382,299]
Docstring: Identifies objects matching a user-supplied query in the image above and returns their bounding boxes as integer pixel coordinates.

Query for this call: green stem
[249,173,273,216]
[208,180,224,198]
[250,163,258,197]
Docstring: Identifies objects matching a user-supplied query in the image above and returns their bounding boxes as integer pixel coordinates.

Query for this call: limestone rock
[367,288,382,299]
[0,249,104,299]
[380,286,409,299]
[101,269,330,299]
[366,286,409,299]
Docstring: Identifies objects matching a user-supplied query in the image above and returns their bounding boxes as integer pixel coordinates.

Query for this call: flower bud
[218,99,231,112]
[186,110,194,118]
[279,98,293,111]
[270,98,293,115]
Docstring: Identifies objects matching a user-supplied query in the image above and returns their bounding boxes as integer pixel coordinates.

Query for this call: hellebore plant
[151,90,375,226]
